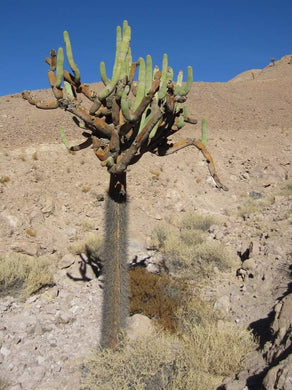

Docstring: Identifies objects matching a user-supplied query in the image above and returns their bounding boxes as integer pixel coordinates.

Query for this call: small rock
[8,384,22,390]
[249,191,264,199]
[214,295,231,313]
[41,196,55,216]
[58,254,75,269]
[127,314,155,340]
[146,263,160,273]
[0,346,10,358]
[242,258,257,272]
[11,240,39,256]
[95,193,105,201]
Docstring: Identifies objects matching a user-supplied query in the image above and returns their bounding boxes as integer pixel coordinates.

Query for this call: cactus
[55,48,64,88]
[22,20,228,351]
[63,31,80,84]
[201,118,208,146]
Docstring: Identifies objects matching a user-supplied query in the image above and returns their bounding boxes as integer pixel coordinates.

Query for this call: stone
[214,295,231,313]
[58,254,75,269]
[262,355,292,390]
[126,314,155,340]
[11,240,39,256]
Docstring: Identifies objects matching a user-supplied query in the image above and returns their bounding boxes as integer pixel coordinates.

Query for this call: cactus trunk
[101,172,129,350]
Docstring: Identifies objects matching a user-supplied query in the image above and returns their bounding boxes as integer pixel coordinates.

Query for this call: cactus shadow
[66,252,103,282]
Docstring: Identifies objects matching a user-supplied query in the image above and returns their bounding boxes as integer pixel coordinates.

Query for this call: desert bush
[69,233,103,260]
[82,295,256,390]
[0,253,54,298]
[238,198,262,217]
[169,322,256,390]
[81,330,183,390]
[129,267,189,332]
[278,179,292,196]
[151,214,236,279]
[179,212,215,231]
[150,222,174,250]
[0,379,7,390]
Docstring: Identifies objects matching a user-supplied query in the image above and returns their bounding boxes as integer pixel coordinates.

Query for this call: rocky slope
[0,55,291,389]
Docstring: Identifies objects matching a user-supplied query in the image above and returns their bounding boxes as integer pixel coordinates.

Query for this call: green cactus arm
[121,85,134,121]
[98,63,122,101]
[176,70,183,86]
[100,61,110,85]
[64,81,75,100]
[63,31,80,84]
[55,47,64,88]
[145,55,153,93]
[200,118,208,146]
[176,113,185,129]
[158,54,168,100]
[148,117,162,139]
[133,57,145,111]
[174,66,193,96]
[59,126,70,149]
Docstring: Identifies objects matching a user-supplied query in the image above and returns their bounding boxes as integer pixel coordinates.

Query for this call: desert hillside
[0,55,291,389]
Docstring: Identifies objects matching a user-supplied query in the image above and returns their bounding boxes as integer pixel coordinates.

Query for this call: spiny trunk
[100,172,129,350]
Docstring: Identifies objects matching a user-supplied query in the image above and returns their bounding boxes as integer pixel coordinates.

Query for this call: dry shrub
[278,179,292,196]
[179,212,215,231]
[82,295,256,390]
[0,379,7,390]
[150,222,174,250]
[151,214,236,279]
[129,267,188,332]
[0,253,54,298]
[238,198,261,217]
[70,233,103,259]
[170,321,256,390]
[82,331,182,390]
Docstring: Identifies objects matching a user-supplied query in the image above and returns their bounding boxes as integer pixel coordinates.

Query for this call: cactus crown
[22,20,227,190]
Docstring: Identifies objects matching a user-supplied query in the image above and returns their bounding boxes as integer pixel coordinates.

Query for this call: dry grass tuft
[0,379,7,390]
[179,212,215,231]
[69,233,103,259]
[278,179,292,196]
[0,176,10,185]
[82,295,256,390]
[0,253,54,298]
[151,213,236,279]
[82,331,182,390]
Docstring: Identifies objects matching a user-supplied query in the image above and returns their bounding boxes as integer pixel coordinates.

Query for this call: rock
[11,240,39,256]
[126,314,155,340]
[41,196,55,216]
[29,209,45,224]
[262,354,292,390]
[242,258,257,273]
[249,191,264,199]
[58,254,75,269]
[266,293,292,362]
[8,384,22,390]
[214,295,231,313]
[0,346,10,358]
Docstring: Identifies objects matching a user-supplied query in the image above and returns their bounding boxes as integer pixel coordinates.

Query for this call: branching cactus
[22,20,228,350]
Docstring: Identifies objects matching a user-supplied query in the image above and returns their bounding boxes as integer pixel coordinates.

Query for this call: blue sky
[1,0,291,96]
